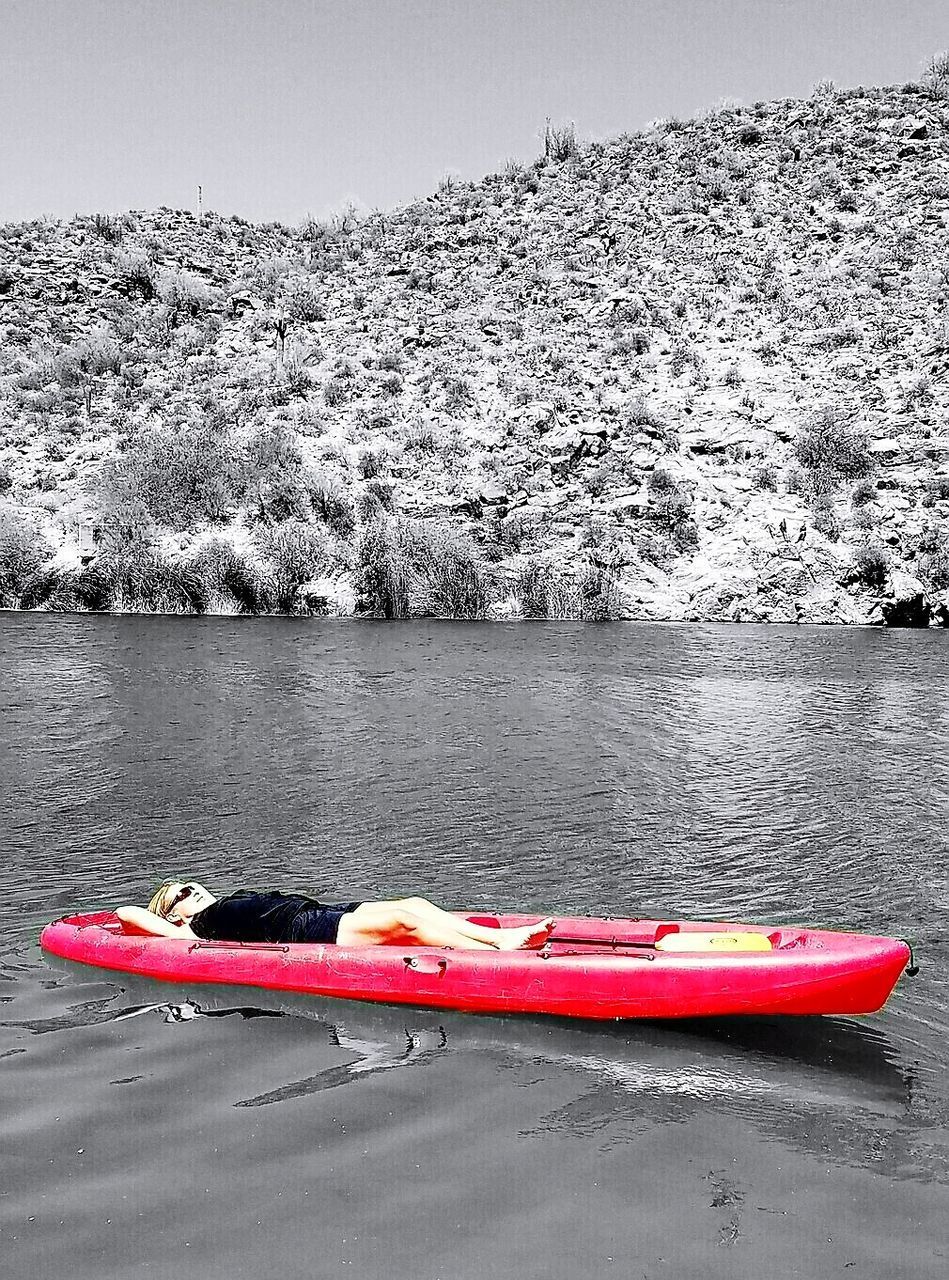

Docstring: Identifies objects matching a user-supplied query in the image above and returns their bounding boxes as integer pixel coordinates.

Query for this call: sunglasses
[167,884,195,914]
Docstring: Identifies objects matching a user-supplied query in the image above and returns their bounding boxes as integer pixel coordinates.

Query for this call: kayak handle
[403,956,448,976]
[903,941,919,977]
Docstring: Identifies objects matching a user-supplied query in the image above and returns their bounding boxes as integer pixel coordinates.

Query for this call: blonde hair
[148,881,183,919]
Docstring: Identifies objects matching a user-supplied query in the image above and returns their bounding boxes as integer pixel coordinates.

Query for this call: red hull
[39,912,911,1020]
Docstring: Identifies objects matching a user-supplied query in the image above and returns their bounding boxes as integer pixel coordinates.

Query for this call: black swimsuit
[190,891,361,944]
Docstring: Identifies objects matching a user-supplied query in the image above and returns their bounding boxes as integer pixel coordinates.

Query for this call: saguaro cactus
[274,311,289,366]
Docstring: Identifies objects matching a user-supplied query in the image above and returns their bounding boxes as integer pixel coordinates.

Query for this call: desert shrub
[356,516,490,618]
[405,419,438,455]
[112,249,155,300]
[443,376,475,414]
[16,567,67,609]
[647,467,678,495]
[737,123,762,145]
[406,268,434,292]
[645,470,697,552]
[90,213,124,243]
[610,329,650,358]
[851,508,875,534]
[650,492,698,552]
[756,340,779,363]
[544,120,578,163]
[242,422,308,522]
[902,373,933,410]
[723,365,742,388]
[582,456,625,499]
[669,342,695,377]
[367,479,396,511]
[0,467,13,496]
[12,364,49,393]
[811,496,841,541]
[168,321,211,359]
[97,417,241,530]
[905,522,949,589]
[784,466,807,495]
[814,321,862,349]
[752,463,778,491]
[94,484,155,554]
[480,510,548,561]
[63,566,114,611]
[0,505,50,606]
[851,479,876,506]
[256,520,328,614]
[308,471,355,537]
[512,557,621,620]
[156,269,217,323]
[280,365,312,398]
[355,446,386,480]
[356,479,396,521]
[376,349,405,373]
[626,397,664,432]
[323,376,348,407]
[924,51,949,98]
[851,543,889,588]
[86,546,210,614]
[187,539,269,614]
[241,254,295,303]
[794,407,873,495]
[280,278,325,323]
[53,327,123,387]
[919,544,949,591]
[922,475,949,507]
[696,169,731,203]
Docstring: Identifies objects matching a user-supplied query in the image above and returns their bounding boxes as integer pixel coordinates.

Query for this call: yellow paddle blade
[655,931,773,953]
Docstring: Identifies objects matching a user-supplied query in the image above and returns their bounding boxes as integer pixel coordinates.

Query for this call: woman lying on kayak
[117,882,555,950]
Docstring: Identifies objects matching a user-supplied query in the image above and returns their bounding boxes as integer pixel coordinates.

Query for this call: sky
[0,0,946,225]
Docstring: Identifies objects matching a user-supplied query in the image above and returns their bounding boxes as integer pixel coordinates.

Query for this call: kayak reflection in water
[117,882,555,951]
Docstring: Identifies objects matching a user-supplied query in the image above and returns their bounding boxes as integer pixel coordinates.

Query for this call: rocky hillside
[2,73,949,623]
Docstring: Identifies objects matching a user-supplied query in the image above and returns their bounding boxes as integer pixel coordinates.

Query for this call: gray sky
[1,0,946,224]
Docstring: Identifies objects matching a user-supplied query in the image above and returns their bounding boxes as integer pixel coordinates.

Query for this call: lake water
[1,615,946,1279]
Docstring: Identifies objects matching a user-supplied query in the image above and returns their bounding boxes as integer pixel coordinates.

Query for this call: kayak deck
[39,911,912,1020]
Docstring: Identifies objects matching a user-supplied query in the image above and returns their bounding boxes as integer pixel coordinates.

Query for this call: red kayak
[39,911,913,1020]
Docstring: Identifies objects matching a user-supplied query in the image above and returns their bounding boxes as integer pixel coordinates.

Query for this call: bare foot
[497,918,555,950]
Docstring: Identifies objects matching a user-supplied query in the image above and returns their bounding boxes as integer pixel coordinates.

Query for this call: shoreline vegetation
[3,66,949,624]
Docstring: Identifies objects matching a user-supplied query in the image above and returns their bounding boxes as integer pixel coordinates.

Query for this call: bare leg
[338,903,495,949]
[337,901,553,951]
[392,897,553,949]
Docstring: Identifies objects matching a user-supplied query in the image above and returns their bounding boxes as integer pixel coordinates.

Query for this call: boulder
[795,586,869,625]
[542,422,581,454]
[868,438,902,460]
[933,591,949,628]
[521,401,558,431]
[879,569,932,627]
[228,291,263,316]
[604,488,648,514]
[897,117,928,140]
[478,480,509,507]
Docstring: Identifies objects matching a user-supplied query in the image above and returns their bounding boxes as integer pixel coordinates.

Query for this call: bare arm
[116,906,197,940]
